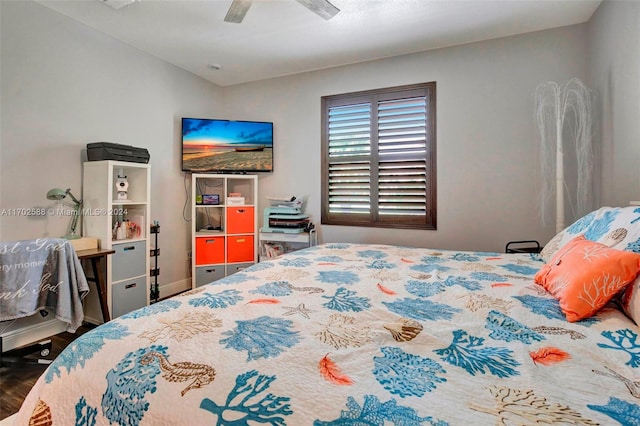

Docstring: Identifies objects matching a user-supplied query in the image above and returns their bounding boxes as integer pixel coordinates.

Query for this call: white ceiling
[35,0,602,87]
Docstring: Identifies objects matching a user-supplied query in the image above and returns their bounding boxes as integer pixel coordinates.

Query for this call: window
[321,82,436,230]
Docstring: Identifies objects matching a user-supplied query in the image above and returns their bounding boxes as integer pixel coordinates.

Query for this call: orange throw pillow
[534,235,640,322]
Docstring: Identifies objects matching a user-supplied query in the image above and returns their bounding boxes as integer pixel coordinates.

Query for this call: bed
[12,206,640,425]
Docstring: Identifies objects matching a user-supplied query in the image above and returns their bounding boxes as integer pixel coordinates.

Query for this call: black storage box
[87,142,150,164]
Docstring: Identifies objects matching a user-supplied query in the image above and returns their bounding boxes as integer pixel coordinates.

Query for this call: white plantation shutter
[322,83,436,229]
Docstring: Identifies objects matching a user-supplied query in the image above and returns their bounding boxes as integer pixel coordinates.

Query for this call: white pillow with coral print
[621,277,640,325]
[541,206,640,262]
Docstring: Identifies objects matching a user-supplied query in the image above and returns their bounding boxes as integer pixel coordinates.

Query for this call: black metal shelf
[150,223,160,303]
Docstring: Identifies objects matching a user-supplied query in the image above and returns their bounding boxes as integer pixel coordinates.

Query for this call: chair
[0,311,54,367]
[0,338,53,367]
[0,238,89,368]
[505,240,542,253]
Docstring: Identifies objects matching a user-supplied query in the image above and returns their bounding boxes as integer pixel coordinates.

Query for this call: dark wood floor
[0,323,94,420]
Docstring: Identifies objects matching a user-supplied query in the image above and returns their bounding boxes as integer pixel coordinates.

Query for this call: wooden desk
[76,248,115,323]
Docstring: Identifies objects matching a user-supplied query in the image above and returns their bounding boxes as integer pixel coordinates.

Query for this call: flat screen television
[181,117,273,173]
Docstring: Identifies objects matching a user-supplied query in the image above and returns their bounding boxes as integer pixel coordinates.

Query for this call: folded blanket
[0,238,89,332]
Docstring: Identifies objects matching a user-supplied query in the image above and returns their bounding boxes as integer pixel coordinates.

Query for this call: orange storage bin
[195,236,225,265]
[227,206,254,234]
[227,235,255,263]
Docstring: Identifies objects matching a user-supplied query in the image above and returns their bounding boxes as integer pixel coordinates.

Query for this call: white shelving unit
[191,173,258,288]
[83,160,150,321]
[259,229,317,260]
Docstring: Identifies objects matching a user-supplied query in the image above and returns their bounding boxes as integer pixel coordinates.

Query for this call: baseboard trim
[159,278,191,299]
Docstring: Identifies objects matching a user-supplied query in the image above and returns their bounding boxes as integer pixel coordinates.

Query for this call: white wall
[2,0,636,297]
[588,0,640,207]
[223,25,589,252]
[0,1,223,296]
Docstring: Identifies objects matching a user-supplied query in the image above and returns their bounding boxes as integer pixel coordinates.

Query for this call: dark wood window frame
[321,82,437,230]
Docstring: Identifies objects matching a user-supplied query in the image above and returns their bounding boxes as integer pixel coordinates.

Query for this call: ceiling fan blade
[295,0,340,20]
[100,0,139,10]
[224,0,252,23]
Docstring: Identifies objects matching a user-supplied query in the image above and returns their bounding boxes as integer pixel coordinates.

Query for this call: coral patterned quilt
[14,243,640,425]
